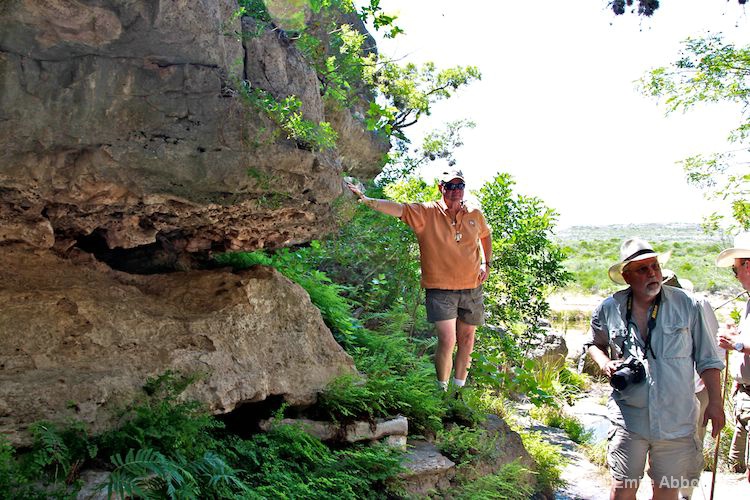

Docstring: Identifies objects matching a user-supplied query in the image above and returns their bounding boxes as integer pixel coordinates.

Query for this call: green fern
[107,448,186,499]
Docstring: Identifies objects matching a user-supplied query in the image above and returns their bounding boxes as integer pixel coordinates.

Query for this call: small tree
[640,35,750,231]
[472,174,570,397]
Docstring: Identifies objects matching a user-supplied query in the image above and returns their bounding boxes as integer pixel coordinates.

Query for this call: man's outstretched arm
[346,182,404,217]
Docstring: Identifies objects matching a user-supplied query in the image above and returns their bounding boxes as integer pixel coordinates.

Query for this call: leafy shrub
[472,174,571,394]
[239,85,338,151]
[0,437,51,499]
[106,448,249,499]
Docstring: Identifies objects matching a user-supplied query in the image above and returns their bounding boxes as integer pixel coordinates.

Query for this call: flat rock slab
[399,440,455,496]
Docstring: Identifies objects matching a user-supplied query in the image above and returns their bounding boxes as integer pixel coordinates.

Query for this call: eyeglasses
[733,260,748,277]
[443,182,465,191]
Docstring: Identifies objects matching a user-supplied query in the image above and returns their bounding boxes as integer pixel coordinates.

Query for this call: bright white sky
[367,0,750,229]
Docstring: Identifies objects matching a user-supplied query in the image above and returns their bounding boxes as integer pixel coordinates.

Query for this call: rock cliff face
[0,0,383,443]
[0,0,387,258]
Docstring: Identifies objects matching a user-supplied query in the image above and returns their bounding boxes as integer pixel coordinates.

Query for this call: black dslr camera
[610,356,646,391]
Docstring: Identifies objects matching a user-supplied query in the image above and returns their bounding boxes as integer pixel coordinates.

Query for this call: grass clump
[580,440,608,469]
[450,460,535,499]
[529,405,592,445]
[436,425,496,465]
[520,431,566,495]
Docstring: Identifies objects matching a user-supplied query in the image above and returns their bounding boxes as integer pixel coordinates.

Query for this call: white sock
[453,378,466,388]
[437,380,449,391]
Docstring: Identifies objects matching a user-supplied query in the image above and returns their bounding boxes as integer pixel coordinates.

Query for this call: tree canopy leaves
[640,35,750,230]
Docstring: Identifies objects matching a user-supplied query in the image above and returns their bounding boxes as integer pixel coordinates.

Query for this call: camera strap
[626,290,661,359]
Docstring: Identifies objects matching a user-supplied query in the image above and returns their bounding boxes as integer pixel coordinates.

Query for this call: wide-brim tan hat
[608,237,670,285]
[716,231,750,267]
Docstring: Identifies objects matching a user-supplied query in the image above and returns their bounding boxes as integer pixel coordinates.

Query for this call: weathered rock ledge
[0,0,388,262]
[0,244,356,446]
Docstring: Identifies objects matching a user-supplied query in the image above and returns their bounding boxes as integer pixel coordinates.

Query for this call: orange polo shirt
[400,201,491,290]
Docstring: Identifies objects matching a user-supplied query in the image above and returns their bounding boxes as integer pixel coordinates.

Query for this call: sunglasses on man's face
[443,182,465,191]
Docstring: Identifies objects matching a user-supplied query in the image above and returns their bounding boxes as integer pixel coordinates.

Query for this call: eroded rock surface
[0,0,387,259]
[0,245,355,446]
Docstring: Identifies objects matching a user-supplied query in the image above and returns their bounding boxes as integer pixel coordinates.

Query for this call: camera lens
[610,367,632,391]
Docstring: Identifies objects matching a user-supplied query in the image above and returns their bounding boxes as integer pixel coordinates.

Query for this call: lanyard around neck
[626,291,662,359]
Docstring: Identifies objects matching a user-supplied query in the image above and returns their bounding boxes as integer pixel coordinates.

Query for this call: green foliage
[529,405,592,445]
[236,0,272,24]
[366,61,481,137]
[471,174,570,394]
[29,420,96,485]
[228,423,403,498]
[98,371,222,460]
[314,182,426,332]
[0,437,56,499]
[239,84,338,151]
[520,431,566,494]
[235,0,478,150]
[316,347,445,435]
[527,358,590,406]
[436,425,496,465]
[559,235,739,294]
[2,369,407,499]
[640,35,750,230]
[450,460,535,499]
[106,448,249,500]
[580,440,607,469]
[478,173,570,329]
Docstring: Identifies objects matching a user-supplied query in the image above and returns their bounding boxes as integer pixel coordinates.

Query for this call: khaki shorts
[608,425,703,487]
[425,286,484,325]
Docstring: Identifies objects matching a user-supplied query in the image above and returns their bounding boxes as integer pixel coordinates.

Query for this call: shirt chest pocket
[661,323,692,359]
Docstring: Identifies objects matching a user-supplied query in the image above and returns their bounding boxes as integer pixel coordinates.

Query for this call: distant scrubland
[555,223,739,295]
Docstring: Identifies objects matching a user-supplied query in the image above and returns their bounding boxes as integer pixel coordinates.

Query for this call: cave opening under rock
[216,395,290,439]
[73,229,216,275]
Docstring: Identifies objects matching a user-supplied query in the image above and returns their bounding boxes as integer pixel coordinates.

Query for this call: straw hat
[608,237,670,285]
[715,232,750,267]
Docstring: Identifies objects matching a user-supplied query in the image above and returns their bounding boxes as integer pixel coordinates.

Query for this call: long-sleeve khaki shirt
[585,285,724,440]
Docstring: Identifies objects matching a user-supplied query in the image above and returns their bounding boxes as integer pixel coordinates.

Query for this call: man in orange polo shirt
[346,169,492,390]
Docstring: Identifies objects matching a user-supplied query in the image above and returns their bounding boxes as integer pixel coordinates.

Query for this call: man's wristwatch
[734,341,745,352]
